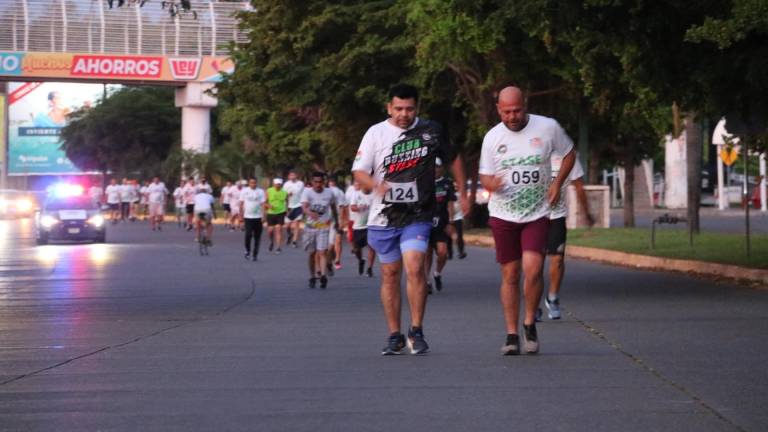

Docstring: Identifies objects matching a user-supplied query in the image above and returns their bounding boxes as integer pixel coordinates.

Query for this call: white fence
[0,0,249,56]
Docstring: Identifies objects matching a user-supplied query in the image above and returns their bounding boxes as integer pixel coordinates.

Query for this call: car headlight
[87,214,105,228]
[15,199,33,212]
[40,215,59,229]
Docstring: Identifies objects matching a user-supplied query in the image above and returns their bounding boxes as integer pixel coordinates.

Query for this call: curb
[463,234,768,287]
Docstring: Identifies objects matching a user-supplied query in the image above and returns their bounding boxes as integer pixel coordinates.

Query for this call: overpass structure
[0,0,249,178]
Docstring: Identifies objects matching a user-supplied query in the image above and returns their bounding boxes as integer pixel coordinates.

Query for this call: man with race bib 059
[352,83,468,356]
[479,86,576,356]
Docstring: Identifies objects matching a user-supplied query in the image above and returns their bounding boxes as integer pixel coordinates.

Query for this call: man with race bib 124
[479,86,576,356]
[352,83,469,356]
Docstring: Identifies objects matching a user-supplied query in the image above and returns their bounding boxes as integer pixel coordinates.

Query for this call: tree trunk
[588,146,600,185]
[623,153,635,227]
[685,113,701,233]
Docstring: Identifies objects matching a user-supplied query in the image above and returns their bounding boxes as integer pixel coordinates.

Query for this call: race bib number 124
[384,181,418,203]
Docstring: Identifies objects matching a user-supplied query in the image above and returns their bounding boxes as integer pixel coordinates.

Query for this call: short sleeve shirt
[433,177,457,229]
[351,118,455,228]
[147,182,168,204]
[549,155,584,219]
[220,186,231,204]
[173,187,184,207]
[479,115,574,223]
[267,187,288,215]
[182,185,196,205]
[105,185,121,204]
[284,180,305,209]
[346,188,373,230]
[301,188,336,229]
[193,193,214,213]
[239,187,266,219]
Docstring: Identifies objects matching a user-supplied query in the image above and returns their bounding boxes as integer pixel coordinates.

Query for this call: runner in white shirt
[193,190,215,245]
[540,156,592,320]
[302,172,339,289]
[239,178,266,261]
[479,86,576,355]
[283,170,305,247]
[173,183,185,228]
[88,184,104,208]
[326,178,348,274]
[105,178,122,223]
[196,178,213,194]
[139,181,150,221]
[228,182,244,231]
[220,181,233,229]
[120,178,133,221]
[346,180,376,277]
[182,179,197,231]
[147,177,169,231]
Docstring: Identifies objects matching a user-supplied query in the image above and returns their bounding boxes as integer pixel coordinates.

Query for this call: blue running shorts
[367,222,432,264]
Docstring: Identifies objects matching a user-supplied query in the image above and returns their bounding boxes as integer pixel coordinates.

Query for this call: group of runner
[351,84,592,356]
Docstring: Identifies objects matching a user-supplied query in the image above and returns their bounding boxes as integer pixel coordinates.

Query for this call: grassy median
[467,227,768,269]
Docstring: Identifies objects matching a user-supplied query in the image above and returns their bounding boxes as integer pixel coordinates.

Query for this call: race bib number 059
[384,181,418,203]
[509,167,541,186]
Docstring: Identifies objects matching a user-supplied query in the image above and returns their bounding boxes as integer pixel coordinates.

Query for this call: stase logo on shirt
[169,58,201,80]
[529,137,543,148]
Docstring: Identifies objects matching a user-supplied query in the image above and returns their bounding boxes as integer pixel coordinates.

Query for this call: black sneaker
[366,267,373,278]
[523,323,539,354]
[501,334,521,356]
[434,275,443,292]
[252,254,258,262]
[244,252,251,261]
[275,248,282,255]
[381,332,405,355]
[327,263,334,277]
[407,327,430,355]
[458,252,467,259]
[268,241,273,252]
[358,259,365,276]
[427,282,433,295]
[320,275,328,289]
[309,277,317,289]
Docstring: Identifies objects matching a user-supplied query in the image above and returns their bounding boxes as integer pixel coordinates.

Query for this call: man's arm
[451,155,470,216]
[547,149,576,206]
[572,178,595,226]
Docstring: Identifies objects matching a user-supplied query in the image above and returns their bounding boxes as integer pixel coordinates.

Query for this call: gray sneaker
[407,327,430,355]
[381,333,405,355]
[545,296,561,320]
[523,324,539,354]
[501,334,520,356]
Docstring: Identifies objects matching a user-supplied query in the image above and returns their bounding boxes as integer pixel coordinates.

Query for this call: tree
[60,87,180,179]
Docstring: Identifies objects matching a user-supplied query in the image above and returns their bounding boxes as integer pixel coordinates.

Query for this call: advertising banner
[0,52,233,84]
[7,82,108,175]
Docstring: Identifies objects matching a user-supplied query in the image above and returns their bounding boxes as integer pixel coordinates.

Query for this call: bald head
[496,86,528,131]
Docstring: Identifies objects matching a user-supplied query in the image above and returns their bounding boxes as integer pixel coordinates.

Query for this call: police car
[35,184,106,245]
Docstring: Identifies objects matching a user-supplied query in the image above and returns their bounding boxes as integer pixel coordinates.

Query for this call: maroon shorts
[488,217,550,264]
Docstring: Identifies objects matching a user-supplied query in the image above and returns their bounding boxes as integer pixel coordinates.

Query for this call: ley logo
[169,58,201,80]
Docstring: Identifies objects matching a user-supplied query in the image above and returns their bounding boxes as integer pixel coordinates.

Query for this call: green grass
[466,227,768,269]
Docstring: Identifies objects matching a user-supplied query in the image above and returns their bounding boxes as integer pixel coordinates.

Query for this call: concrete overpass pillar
[175,83,217,154]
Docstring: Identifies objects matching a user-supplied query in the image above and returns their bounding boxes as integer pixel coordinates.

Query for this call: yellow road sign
[720,148,739,166]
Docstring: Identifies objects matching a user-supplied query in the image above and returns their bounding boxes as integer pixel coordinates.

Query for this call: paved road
[0,218,766,431]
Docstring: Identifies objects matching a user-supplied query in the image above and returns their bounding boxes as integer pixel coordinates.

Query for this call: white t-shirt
[221,185,232,205]
[105,185,121,204]
[173,187,184,207]
[193,193,214,213]
[479,115,574,223]
[196,183,213,194]
[228,187,243,207]
[301,188,337,229]
[328,185,347,209]
[88,186,103,204]
[452,200,464,221]
[120,184,137,202]
[346,188,373,230]
[284,180,305,209]
[139,186,149,203]
[182,184,196,205]
[147,182,168,204]
[549,155,585,219]
[239,187,266,219]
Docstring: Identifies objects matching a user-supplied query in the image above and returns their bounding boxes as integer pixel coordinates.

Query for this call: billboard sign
[7,82,109,175]
[0,51,232,83]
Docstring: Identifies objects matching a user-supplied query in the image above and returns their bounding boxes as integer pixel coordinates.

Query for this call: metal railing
[0,0,250,56]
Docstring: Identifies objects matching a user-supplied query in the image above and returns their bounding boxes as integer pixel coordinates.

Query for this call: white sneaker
[545,296,561,320]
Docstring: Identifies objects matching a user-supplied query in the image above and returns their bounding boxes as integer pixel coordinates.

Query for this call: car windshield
[46,196,96,211]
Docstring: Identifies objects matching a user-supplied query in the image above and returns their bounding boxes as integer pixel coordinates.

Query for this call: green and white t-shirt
[239,187,266,219]
[479,114,574,223]
[550,155,584,220]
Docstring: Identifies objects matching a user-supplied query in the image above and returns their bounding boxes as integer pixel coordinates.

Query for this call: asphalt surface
[0,217,766,431]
